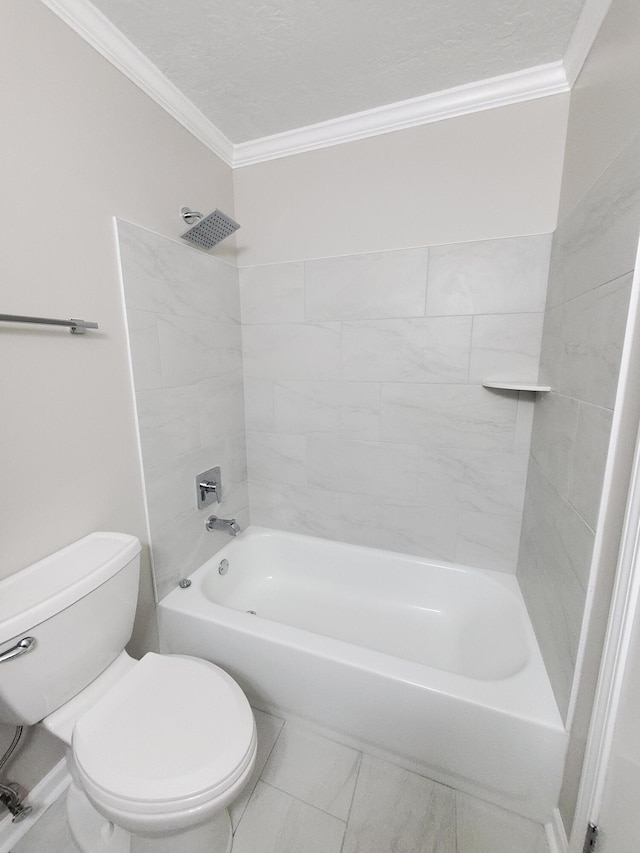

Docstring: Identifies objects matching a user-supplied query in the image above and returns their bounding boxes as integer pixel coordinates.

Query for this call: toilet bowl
[44,651,257,850]
[0,532,257,853]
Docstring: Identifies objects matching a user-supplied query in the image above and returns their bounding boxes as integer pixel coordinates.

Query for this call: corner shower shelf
[482,381,551,393]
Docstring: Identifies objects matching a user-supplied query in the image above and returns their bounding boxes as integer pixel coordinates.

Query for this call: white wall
[233,95,569,267]
[559,0,640,221]
[0,0,233,616]
[0,0,233,788]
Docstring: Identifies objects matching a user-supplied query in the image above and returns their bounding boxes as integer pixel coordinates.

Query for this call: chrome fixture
[178,579,192,589]
[218,559,229,576]
[0,313,98,335]
[180,207,203,225]
[180,206,240,249]
[196,466,221,509]
[0,637,36,664]
[205,516,240,536]
[0,782,32,823]
[0,727,32,823]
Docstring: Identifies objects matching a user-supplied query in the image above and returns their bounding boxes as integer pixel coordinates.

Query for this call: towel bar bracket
[0,313,99,334]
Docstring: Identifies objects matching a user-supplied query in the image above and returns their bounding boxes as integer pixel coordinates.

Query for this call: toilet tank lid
[0,533,141,643]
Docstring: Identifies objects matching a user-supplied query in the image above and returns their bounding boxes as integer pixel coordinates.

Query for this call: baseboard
[546,808,569,853]
[0,760,70,853]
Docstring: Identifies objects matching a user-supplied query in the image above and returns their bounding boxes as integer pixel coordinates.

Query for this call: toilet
[0,532,257,853]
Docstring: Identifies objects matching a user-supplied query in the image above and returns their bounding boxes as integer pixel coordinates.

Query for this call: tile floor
[12,709,550,853]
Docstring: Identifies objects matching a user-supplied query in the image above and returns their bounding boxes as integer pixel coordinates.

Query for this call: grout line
[422,249,430,318]
[339,751,364,853]
[467,315,475,383]
[232,714,286,835]
[564,398,582,503]
[454,787,459,853]
[257,779,349,824]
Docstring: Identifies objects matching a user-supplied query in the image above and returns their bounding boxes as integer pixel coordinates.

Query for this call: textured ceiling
[89,0,586,143]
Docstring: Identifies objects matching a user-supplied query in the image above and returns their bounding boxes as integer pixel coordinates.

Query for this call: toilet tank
[0,533,141,726]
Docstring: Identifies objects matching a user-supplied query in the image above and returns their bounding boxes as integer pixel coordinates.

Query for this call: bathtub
[158,527,567,822]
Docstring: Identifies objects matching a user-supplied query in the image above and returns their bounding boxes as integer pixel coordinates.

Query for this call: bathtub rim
[160,526,565,734]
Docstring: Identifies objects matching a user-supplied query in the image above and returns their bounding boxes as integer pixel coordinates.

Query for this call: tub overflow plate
[218,559,229,575]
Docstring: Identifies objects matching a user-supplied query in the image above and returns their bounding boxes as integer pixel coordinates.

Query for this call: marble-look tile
[144,438,244,533]
[240,262,305,324]
[517,461,594,719]
[243,379,275,432]
[456,510,522,573]
[342,316,471,383]
[249,482,346,542]
[305,248,428,321]
[196,256,241,324]
[242,322,342,380]
[426,235,551,316]
[198,372,246,444]
[537,302,564,390]
[339,495,458,561]
[230,709,284,829]
[232,782,345,853]
[530,459,594,590]
[417,448,528,516]
[273,381,380,440]
[469,313,544,384]
[12,792,76,853]
[157,315,242,387]
[547,130,640,307]
[547,274,632,409]
[517,564,575,723]
[342,755,456,853]
[246,432,307,487]
[136,385,201,468]
[153,490,250,601]
[226,430,250,488]
[261,725,360,820]
[513,391,536,452]
[456,792,548,853]
[126,309,162,391]
[118,220,240,323]
[568,402,614,529]
[306,435,418,500]
[144,441,220,532]
[530,391,580,496]
[380,384,518,450]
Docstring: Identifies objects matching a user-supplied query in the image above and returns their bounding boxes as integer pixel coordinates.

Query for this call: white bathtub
[158,527,567,821]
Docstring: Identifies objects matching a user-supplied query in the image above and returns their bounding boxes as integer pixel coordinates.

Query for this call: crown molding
[563,0,613,87]
[232,62,569,167]
[39,0,234,166]
[40,0,610,170]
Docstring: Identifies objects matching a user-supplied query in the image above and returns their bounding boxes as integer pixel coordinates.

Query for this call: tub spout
[205,516,240,536]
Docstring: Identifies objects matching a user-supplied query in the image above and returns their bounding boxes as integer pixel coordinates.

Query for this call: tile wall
[118,221,249,600]
[241,235,552,572]
[517,131,640,721]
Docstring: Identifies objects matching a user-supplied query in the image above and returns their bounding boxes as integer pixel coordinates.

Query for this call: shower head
[180,206,240,250]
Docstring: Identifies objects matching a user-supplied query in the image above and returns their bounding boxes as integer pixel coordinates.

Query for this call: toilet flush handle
[0,637,36,664]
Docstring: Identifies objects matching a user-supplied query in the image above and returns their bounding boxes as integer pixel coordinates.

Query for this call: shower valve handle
[199,480,221,503]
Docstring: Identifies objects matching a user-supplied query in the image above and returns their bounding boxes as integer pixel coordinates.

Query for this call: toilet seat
[71,653,256,827]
